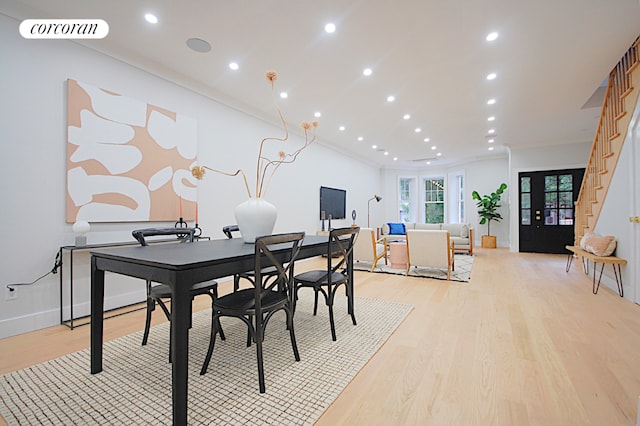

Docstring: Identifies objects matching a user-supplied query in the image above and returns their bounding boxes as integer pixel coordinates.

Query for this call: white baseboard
[1,275,237,340]
[0,307,61,339]
[0,290,145,339]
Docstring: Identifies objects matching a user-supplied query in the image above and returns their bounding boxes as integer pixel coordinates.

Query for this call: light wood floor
[1,248,639,425]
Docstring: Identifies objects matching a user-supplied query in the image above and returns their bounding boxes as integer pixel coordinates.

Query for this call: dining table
[90,234,332,425]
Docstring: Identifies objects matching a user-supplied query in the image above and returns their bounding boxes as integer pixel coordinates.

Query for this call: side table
[388,241,408,269]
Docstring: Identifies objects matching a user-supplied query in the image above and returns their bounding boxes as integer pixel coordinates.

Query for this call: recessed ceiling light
[436,152,442,157]
[486,73,497,80]
[363,68,372,76]
[229,62,239,70]
[488,116,495,121]
[279,92,288,99]
[426,161,431,165]
[324,23,336,33]
[357,136,363,141]
[371,145,377,149]
[393,157,398,161]
[186,38,211,53]
[486,32,499,41]
[403,114,411,120]
[488,146,495,151]
[488,128,495,134]
[414,128,421,133]
[423,137,430,142]
[488,139,495,143]
[144,13,158,24]
[384,151,389,156]
[387,95,395,102]
[339,126,345,131]
[487,98,496,105]
[314,112,321,118]
[431,145,437,150]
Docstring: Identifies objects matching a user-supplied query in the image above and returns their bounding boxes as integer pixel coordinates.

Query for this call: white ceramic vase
[234,197,278,243]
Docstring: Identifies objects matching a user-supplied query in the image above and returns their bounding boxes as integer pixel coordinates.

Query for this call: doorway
[518,168,584,254]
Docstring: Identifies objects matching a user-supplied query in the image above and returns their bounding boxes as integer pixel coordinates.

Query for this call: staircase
[574,37,640,244]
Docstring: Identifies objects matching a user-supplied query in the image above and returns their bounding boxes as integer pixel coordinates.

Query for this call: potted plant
[472,183,507,248]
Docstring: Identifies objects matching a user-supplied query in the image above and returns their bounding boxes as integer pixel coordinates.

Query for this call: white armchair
[353,227,388,272]
[406,230,455,280]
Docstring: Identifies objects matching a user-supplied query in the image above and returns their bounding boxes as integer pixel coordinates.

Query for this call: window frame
[397,176,417,223]
[422,176,446,224]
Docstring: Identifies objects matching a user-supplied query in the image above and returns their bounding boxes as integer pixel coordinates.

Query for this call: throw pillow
[388,222,406,235]
[583,234,617,256]
[580,231,594,250]
[459,223,469,238]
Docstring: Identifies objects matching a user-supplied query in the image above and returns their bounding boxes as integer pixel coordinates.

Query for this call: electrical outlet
[5,287,17,301]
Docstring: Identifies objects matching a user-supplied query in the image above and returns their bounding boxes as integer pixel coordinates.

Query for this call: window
[398,177,416,222]
[448,172,465,223]
[423,178,445,223]
[520,176,531,225]
[545,174,574,225]
[457,175,464,223]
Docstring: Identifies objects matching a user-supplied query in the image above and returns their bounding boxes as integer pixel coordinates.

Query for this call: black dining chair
[293,226,359,341]
[223,225,279,293]
[132,227,225,361]
[200,231,305,393]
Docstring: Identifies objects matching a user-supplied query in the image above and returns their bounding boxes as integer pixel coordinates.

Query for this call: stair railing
[574,37,639,244]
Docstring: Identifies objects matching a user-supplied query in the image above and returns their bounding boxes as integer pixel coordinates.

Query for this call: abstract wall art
[66,79,198,222]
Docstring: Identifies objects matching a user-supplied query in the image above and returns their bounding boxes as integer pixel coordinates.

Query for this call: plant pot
[481,235,497,248]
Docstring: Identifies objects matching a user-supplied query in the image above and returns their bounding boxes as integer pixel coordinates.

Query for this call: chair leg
[141,298,154,346]
[292,286,299,314]
[256,334,266,393]
[287,308,300,361]
[246,314,253,347]
[151,299,173,362]
[346,286,357,326]
[313,289,319,316]
[200,317,219,375]
[328,303,337,341]
[208,292,225,341]
[168,319,173,363]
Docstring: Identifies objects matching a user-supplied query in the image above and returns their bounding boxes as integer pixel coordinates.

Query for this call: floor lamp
[367,195,382,228]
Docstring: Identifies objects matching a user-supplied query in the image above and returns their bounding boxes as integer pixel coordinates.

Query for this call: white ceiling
[3,0,640,168]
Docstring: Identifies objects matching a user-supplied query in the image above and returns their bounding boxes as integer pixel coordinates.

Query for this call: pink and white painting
[66,79,198,223]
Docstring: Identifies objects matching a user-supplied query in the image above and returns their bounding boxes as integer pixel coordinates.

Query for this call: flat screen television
[319,186,346,220]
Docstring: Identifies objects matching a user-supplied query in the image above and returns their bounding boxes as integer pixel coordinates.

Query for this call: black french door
[519,168,584,254]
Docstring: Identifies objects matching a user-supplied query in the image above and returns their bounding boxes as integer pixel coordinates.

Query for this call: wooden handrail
[574,37,640,244]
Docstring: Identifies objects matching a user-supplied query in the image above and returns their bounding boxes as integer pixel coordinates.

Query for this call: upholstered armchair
[405,229,455,280]
[353,227,388,272]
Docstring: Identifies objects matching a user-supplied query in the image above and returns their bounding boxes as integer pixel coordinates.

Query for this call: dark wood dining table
[90,234,330,425]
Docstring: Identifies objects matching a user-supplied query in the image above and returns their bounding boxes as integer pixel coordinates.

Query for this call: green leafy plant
[471,183,507,236]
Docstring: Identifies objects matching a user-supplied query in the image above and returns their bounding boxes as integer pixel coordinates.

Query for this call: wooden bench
[565,245,626,297]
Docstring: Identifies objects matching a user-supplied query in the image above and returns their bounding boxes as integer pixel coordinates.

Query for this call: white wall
[0,13,379,338]
[596,99,639,302]
[380,156,510,248]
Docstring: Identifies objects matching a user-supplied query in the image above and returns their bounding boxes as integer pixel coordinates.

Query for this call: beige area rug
[0,293,412,425]
[355,253,474,282]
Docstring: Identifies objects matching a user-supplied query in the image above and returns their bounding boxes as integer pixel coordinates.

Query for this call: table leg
[171,277,191,425]
[59,248,63,326]
[90,256,104,374]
